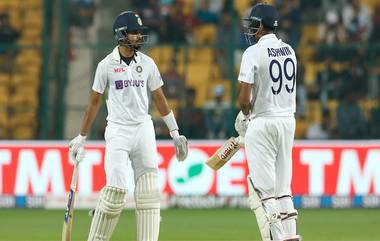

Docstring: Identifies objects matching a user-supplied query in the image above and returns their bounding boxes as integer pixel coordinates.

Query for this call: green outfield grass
[0,209,379,241]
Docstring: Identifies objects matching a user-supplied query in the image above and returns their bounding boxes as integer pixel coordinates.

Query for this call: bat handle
[70,160,80,191]
[235,136,244,146]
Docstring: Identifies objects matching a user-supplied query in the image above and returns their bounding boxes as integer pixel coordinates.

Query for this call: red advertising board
[0,141,379,196]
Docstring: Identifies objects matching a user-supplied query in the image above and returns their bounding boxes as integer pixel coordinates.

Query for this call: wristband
[162,111,179,132]
[170,130,180,138]
[78,134,87,141]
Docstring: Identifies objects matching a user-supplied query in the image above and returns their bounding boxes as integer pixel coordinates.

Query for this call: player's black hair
[262,23,276,32]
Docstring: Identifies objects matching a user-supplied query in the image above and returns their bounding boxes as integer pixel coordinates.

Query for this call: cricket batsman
[235,3,301,241]
[68,11,188,241]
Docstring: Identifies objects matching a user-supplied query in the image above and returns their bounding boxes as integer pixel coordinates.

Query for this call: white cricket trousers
[245,116,295,199]
[103,119,159,189]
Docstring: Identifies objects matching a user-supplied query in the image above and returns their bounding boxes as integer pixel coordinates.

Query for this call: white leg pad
[247,177,284,241]
[87,186,126,241]
[277,196,298,237]
[134,172,160,241]
[262,198,285,240]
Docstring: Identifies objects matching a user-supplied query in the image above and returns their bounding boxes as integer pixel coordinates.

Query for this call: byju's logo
[114,79,145,90]
[115,80,123,89]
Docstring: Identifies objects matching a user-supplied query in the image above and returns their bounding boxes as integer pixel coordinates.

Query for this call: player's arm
[152,87,188,161]
[151,87,179,137]
[151,87,171,117]
[69,60,106,162]
[69,91,102,162]
[207,82,252,170]
[79,91,103,136]
[238,81,253,115]
[236,48,256,119]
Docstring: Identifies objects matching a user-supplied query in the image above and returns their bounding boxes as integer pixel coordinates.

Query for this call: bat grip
[235,136,244,146]
[70,161,79,191]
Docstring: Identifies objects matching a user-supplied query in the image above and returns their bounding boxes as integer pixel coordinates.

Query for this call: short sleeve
[238,49,258,84]
[92,62,108,94]
[148,60,164,91]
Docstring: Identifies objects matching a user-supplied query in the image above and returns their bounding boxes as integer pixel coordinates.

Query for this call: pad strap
[281,211,298,221]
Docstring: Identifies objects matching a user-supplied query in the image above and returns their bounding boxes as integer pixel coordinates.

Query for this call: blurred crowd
[126,0,380,140]
[2,0,380,140]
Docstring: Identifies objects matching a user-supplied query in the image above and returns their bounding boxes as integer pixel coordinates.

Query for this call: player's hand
[173,135,188,161]
[69,134,87,163]
[74,146,86,163]
[171,130,188,162]
[234,111,250,137]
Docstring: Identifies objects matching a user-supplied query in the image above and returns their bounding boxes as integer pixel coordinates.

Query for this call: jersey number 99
[269,58,296,95]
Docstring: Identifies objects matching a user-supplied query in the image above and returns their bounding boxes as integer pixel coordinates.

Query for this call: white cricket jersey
[92,46,163,125]
[238,33,297,118]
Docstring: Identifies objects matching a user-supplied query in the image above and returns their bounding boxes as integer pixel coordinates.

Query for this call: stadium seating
[9,86,39,110]
[4,0,377,139]
[193,24,217,44]
[300,24,318,46]
[359,99,378,119]
[304,61,324,84]
[306,100,322,124]
[149,46,173,65]
[295,118,308,139]
[0,85,9,104]
[234,0,250,17]
[188,47,214,63]
[234,0,275,17]
[186,63,211,107]
[362,0,378,14]
[296,46,315,62]
[210,63,223,81]
[327,100,339,126]
[181,0,194,16]
[0,111,8,138]
[0,73,11,86]
[0,0,43,139]
[150,45,220,108]
[208,80,231,102]
[11,125,35,139]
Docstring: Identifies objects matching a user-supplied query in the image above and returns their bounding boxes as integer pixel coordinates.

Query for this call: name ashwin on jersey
[267,47,292,57]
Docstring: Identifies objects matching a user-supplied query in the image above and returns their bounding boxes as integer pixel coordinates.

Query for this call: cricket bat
[206,136,243,170]
[61,159,80,241]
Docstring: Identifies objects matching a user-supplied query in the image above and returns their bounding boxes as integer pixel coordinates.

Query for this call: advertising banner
[0,141,379,208]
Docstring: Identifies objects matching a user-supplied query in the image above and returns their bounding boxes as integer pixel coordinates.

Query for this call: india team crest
[136,14,143,26]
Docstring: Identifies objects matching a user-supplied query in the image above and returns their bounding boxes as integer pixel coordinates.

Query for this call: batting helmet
[243,3,279,44]
[113,11,148,49]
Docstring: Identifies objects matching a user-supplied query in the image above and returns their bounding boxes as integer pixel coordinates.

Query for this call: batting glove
[74,146,86,163]
[171,130,188,162]
[234,111,250,137]
[69,134,87,163]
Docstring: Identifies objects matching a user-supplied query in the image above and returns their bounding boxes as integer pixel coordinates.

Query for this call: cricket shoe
[283,235,302,241]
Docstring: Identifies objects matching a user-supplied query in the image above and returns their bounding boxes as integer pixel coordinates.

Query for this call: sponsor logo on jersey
[115,79,145,89]
[114,67,125,73]
[115,80,124,89]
